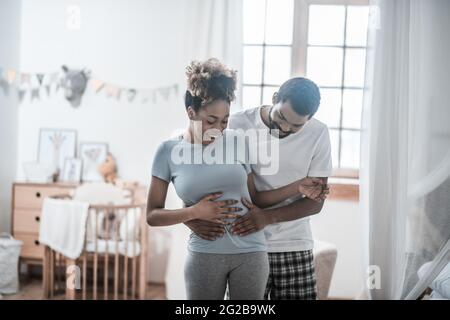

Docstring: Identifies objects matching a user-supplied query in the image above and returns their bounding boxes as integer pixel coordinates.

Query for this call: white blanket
[39,198,89,260]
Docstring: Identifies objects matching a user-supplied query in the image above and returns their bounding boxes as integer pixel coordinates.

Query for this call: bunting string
[0,66,179,105]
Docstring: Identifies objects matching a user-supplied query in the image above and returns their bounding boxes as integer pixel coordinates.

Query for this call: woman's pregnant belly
[171,161,267,254]
[187,190,267,254]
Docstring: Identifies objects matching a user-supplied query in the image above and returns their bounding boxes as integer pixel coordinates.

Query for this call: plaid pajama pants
[264,250,317,300]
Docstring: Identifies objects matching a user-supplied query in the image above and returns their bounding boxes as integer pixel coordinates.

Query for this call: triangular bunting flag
[55,79,61,93]
[173,84,179,95]
[141,91,150,103]
[109,87,121,100]
[30,88,40,101]
[45,84,52,97]
[21,73,31,86]
[91,78,105,93]
[0,79,9,96]
[127,89,137,102]
[47,72,59,93]
[36,73,45,86]
[18,88,27,102]
[159,86,171,101]
[105,84,117,98]
[49,72,59,84]
[6,69,17,85]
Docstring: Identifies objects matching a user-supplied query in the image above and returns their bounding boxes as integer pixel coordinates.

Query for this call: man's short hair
[274,77,321,118]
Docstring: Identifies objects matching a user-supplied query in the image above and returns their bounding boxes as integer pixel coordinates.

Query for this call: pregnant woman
[146,58,326,300]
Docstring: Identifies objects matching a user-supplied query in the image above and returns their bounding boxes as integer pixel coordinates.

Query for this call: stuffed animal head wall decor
[60,65,91,107]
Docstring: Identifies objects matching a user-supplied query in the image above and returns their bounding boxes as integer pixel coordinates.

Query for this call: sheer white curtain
[183,0,243,108]
[361,0,450,300]
[165,0,243,299]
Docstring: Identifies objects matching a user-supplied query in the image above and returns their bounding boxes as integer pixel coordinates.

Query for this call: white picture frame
[80,142,108,182]
[37,128,77,179]
[61,157,82,183]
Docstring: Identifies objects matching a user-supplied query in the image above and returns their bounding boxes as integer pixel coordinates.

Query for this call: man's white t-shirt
[228,106,332,253]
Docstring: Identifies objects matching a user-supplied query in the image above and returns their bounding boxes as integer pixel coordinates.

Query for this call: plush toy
[60,65,91,107]
[97,153,117,184]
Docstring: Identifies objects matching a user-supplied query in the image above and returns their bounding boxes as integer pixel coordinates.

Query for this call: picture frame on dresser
[79,142,108,182]
[37,128,77,180]
[61,157,82,183]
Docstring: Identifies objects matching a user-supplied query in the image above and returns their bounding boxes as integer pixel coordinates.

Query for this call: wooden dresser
[11,182,79,265]
[11,182,148,267]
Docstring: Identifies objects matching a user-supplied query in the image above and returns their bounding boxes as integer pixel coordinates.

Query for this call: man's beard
[268,111,291,138]
[271,128,291,138]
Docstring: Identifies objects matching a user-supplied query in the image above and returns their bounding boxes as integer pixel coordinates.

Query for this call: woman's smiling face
[188,99,230,145]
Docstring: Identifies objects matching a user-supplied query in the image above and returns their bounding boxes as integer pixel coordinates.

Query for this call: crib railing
[42,203,148,300]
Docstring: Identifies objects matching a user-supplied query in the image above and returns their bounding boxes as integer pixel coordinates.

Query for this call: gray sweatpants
[184,250,269,300]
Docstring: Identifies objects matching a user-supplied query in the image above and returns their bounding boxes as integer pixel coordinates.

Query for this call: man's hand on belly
[230,198,269,237]
[184,219,225,240]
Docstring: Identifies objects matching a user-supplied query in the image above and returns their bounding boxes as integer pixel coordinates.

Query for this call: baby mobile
[0,65,178,107]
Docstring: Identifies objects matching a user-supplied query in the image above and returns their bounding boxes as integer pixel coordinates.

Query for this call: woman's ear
[272,92,278,105]
[186,106,196,120]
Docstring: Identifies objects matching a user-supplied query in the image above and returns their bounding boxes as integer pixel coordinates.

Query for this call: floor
[2,278,357,300]
[1,277,166,300]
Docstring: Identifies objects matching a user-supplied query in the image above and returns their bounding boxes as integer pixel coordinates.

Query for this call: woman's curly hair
[185,58,237,111]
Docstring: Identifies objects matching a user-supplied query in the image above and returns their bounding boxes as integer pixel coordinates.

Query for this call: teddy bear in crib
[97,153,117,184]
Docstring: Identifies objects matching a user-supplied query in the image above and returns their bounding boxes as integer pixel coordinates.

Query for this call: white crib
[42,199,148,300]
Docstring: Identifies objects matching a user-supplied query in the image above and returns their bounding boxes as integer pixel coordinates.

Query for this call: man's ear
[272,92,278,105]
[186,106,196,120]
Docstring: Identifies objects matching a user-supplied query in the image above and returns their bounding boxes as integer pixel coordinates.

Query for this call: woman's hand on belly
[189,192,243,224]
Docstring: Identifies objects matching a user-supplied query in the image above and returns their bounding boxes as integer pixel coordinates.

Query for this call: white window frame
[292,0,369,177]
[291,0,370,77]
[241,0,369,178]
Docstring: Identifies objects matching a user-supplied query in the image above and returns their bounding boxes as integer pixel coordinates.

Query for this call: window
[242,0,294,108]
[242,0,369,174]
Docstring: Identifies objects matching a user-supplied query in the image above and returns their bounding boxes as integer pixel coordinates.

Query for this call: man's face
[269,100,310,138]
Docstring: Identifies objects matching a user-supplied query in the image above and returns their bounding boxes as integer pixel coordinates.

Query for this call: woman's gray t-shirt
[151,129,267,254]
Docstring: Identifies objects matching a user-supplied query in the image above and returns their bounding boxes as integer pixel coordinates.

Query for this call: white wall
[16,0,193,282]
[17,0,189,183]
[311,199,364,299]
[0,0,22,233]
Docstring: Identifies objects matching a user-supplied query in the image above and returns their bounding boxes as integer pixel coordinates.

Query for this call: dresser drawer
[14,185,73,210]
[13,209,41,234]
[15,232,44,260]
